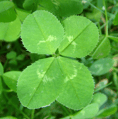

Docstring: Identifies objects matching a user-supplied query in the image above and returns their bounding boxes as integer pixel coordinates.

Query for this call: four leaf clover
[17,10,99,110]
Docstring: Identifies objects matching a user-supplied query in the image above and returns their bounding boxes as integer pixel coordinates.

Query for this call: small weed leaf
[23,0,39,10]
[91,93,107,107]
[0,1,16,22]
[89,58,114,76]
[3,71,21,92]
[0,17,21,42]
[72,103,99,118]
[97,105,117,118]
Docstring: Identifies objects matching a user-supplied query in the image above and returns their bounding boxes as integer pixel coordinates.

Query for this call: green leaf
[0,77,3,94]
[103,88,117,98]
[97,105,117,118]
[113,12,118,25]
[0,116,17,119]
[23,0,39,10]
[91,36,111,59]
[55,0,83,17]
[21,10,64,54]
[72,103,99,119]
[17,57,64,109]
[62,103,99,119]
[0,17,21,42]
[38,0,57,15]
[89,58,114,76]
[97,0,103,8]
[113,72,118,89]
[57,57,94,110]
[0,62,4,76]
[12,0,24,8]
[9,59,17,65]
[16,54,25,60]
[0,1,16,22]
[6,51,17,59]
[39,0,83,18]
[86,9,101,22]
[2,71,21,92]
[59,16,99,58]
[91,93,107,107]
[15,7,30,22]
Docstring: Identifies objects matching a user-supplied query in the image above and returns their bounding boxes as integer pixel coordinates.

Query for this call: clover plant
[1,0,118,118]
[17,10,99,110]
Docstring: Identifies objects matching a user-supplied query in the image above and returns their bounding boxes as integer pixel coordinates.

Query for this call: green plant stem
[4,93,30,119]
[86,0,112,16]
[103,0,108,37]
[31,109,35,119]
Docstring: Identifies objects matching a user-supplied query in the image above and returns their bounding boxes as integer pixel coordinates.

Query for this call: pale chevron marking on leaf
[64,66,78,82]
[67,36,73,42]
[38,35,57,45]
[69,68,77,79]
[38,40,46,45]
[72,41,77,53]
[64,77,69,83]
[61,22,92,53]
[37,70,46,78]
[81,110,85,115]
[47,35,57,42]
[43,75,53,83]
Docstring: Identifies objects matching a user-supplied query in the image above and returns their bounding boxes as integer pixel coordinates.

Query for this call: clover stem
[31,109,35,119]
[103,0,108,37]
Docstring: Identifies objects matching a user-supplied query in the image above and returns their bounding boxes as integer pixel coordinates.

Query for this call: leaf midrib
[27,58,54,107]
[57,57,81,103]
[0,1,14,13]
[60,22,92,53]
[32,14,53,54]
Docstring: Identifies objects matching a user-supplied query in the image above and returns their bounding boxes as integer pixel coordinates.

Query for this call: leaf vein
[61,22,92,53]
